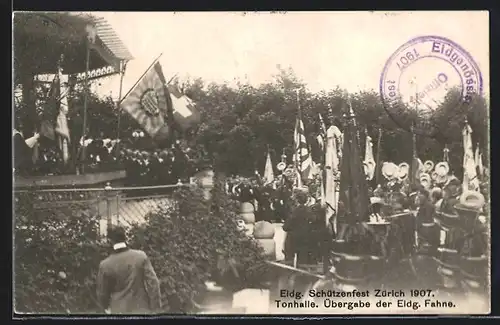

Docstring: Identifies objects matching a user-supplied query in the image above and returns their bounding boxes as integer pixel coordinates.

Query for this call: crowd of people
[226,153,490,270]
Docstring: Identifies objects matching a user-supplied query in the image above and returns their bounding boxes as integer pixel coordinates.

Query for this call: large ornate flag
[120,61,169,138]
[167,85,201,131]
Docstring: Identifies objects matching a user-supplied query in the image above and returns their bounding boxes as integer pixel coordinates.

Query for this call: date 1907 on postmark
[379,35,483,137]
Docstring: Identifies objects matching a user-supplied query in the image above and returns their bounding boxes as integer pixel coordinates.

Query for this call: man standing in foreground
[97,226,162,314]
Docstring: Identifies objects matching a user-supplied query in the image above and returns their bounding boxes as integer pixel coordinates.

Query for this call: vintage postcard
[13,11,490,316]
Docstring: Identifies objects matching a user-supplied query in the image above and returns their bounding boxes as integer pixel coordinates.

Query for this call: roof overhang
[13,12,133,79]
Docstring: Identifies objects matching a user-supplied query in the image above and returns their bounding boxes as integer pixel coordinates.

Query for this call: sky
[93,11,489,103]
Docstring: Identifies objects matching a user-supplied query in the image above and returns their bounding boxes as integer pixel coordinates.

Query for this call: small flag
[263,151,275,184]
[167,85,201,131]
[120,61,169,138]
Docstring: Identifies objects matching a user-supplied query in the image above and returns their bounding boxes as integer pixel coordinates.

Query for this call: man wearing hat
[416,187,435,224]
[283,188,316,264]
[97,226,161,314]
[368,197,386,223]
[440,177,462,215]
[13,117,41,176]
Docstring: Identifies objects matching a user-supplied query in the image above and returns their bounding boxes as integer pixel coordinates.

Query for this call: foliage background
[127,178,267,313]
[14,194,108,314]
[23,67,485,180]
[14,178,268,314]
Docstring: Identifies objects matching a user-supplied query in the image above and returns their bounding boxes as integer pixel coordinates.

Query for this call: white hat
[382,162,398,180]
[420,173,431,189]
[424,160,435,173]
[435,162,450,177]
[397,162,410,180]
[459,191,485,210]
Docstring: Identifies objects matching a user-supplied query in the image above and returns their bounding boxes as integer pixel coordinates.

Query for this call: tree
[180,68,488,178]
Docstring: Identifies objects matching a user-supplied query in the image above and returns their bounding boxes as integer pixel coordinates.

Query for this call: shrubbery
[14,194,107,314]
[14,175,268,314]
[127,176,268,313]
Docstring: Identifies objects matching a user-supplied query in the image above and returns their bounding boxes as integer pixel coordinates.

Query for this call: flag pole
[166,73,178,86]
[79,29,93,174]
[115,60,128,159]
[119,53,163,105]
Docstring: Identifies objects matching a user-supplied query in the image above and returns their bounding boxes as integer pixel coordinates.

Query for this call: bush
[14,193,108,314]
[127,175,268,313]
[13,176,269,314]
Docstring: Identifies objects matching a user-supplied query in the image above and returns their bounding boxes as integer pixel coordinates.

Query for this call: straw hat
[424,160,435,173]
[276,161,286,171]
[419,173,431,189]
[397,162,410,180]
[381,162,398,180]
[459,191,485,210]
[435,162,450,177]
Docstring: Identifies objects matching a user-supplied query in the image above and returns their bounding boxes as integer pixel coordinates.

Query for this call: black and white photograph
[12,11,490,315]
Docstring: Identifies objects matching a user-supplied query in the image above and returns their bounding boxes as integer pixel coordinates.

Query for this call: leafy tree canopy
[30,67,488,179]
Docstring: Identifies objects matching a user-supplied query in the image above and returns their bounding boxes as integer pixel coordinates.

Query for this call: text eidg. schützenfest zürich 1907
[274,289,457,311]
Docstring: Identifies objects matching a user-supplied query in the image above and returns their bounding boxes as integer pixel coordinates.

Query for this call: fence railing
[14,182,191,237]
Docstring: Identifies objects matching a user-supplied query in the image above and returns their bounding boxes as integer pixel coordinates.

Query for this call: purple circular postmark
[380,35,483,137]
